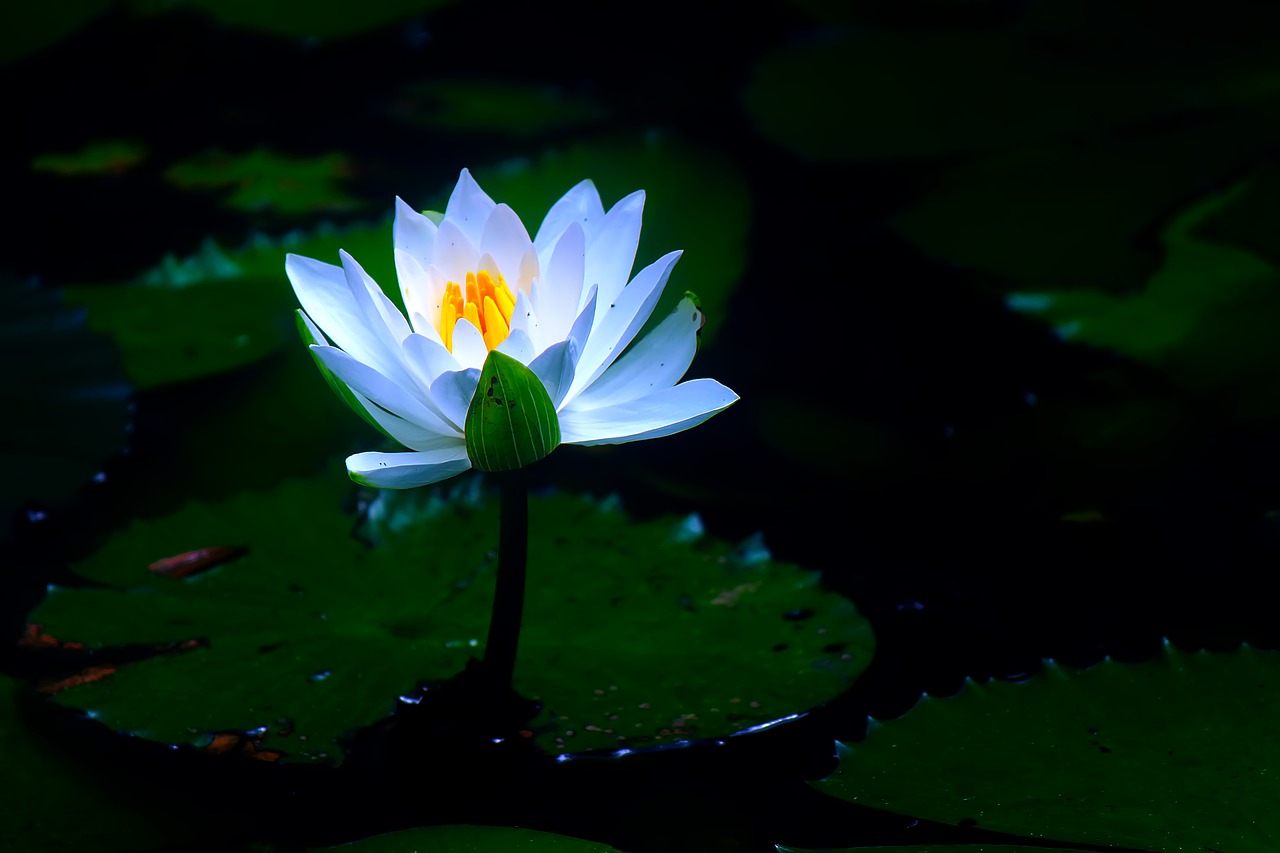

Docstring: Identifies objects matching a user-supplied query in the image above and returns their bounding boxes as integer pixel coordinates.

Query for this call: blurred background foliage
[6,0,1280,850]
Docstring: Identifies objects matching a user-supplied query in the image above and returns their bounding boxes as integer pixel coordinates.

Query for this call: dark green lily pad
[58,218,396,389]
[390,79,608,136]
[312,824,622,851]
[30,139,148,175]
[1,278,131,525]
[1195,160,1280,268]
[0,0,112,63]
[742,24,1280,161]
[813,645,1280,852]
[30,470,871,761]
[0,674,172,852]
[890,115,1279,291]
[781,847,1102,852]
[164,148,363,215]
[1007,179,1280,422]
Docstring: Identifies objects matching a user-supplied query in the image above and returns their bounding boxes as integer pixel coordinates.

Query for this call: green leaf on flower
[164,148,363,215]
[29,471,872,761]
[0,674,174,852]
[310,824,623,852]
[813,645,1280,852]
[30,139,148,175]
[465,350,560,472]
[0,278,130,527]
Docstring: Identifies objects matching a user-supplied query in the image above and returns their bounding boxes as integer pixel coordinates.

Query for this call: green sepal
[684,290,706,352]
[464,350,560,471]
[294,309,397,442]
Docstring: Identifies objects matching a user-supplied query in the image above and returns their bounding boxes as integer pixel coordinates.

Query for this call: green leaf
[0,674,174,851]
[891,120,1279,291]
[30,139,148,175]
[164,148,363,215]
[1006,179,1280,421]
[310,824,623,852]
[31,472,872,760]
[388,79,608,136]
[0,0,112,63]
[465,351,560,473]
[813,645,1280,852]
[780,847,1100,853]
[59,216,398,389]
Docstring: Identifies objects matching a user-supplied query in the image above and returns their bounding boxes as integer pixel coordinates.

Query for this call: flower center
[440,270,516,353]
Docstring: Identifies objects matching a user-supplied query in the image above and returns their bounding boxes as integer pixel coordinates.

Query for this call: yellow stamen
[482,295,509,350]
[439,269,516,353]
[441,282,463,352]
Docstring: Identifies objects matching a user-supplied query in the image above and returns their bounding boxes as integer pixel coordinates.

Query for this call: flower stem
[484,469,528,690]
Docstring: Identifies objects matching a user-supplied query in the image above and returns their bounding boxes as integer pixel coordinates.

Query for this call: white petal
[430,368,480,430]
[340,250,411,344]
[569,251,681,402]
[570,296,701,411]
[534,179,605,256]
[508,289,541,352]
[347,447,472,489]
[410,312,446,349]
[529,338,579,410]
[350,388,463,452]
[286,254,386,371]
[310,344,451,434]
[559,378,738,445]
[480,203,534,286]
[432,219,479,284]
[584,189,644,309]
[402,332,461,387]
[495,327,535,365]
[567,284,598,352]
[532,221,585,345]
[394,196,437,266]
[450,319,489,370]
[335,251,418,392]
[444,168,496,245]
[515,245,540,296]
[395,249,443,338]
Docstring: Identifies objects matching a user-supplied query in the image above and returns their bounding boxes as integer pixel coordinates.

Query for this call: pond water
[5,2,1280,852]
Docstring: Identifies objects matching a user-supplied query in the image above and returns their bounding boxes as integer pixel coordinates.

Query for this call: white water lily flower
[286,168,738,488]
